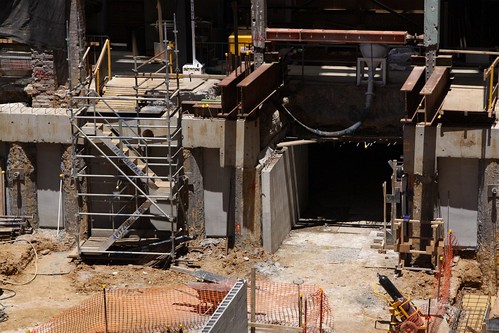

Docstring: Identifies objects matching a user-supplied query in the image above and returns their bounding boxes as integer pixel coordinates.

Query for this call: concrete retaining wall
[261,145,308,253]
[201,280,248,333]
[0,104,70,144]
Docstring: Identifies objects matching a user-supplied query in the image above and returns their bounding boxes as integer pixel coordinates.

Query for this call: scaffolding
[69,22,185,260]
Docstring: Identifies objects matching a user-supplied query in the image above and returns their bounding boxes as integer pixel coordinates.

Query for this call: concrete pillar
[405,124,437,264]
[234,119,260,244]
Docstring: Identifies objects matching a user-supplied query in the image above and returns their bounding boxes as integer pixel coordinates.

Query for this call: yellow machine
[228,31,252,55]
[374,274,427,333]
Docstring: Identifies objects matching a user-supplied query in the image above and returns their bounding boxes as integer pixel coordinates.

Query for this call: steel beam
[266,28,408,45]
[237,62,282,115]
[251,0,267,69]
[218,64,249,115]
[424,0,440,79]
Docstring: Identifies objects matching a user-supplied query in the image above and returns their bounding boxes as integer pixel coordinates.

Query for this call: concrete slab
[0,103,71,143]
[270,225,400,332]
[441,68,487,114]
[441,84,484,113]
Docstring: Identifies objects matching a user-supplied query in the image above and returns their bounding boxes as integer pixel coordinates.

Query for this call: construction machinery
[374,273,427,333]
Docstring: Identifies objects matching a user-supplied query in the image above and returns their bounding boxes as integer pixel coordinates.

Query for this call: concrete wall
[438,157,478,248]
[201,280,248,333]
[203,148,232,237]
[0,104,71,144]
[285,82,405,137]
[261,145,308,252]
[6,143,38,225]
[36,144,63,228]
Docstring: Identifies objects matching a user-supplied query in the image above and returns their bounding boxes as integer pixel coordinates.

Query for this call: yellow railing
[92,39,112,95]
[483,56,499,113]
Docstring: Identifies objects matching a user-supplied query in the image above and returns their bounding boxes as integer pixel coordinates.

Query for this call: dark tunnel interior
[303,141,403,223]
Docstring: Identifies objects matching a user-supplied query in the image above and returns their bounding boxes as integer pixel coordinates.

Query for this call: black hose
[275,64,376,137]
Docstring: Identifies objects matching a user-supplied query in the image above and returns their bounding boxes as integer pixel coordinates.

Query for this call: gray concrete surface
[438,157,479,248]
[201,280,248,333]
[261,145,308,252]
[36,143,63,228]
[203,148,232,237]
[0,103,70,143]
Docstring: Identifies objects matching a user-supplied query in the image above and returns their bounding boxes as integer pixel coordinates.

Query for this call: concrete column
[406,124,437,263]
[234,119,260,244]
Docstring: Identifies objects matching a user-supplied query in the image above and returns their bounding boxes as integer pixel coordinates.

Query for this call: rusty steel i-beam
[266,28,408,45]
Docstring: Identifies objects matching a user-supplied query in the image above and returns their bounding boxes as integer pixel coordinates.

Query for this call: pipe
[275,61,376,137]
[190,0,200,66]
[377,273,425,327]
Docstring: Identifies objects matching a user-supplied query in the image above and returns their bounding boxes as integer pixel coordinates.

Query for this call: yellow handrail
[483,56,499,111]
[93,39,111,94]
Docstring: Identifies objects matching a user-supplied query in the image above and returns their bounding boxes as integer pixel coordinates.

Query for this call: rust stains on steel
[237,62,282,116]
[266,28,408,45]
[400,66,426,121]
[420,66,450,124]
[219,64,251,115]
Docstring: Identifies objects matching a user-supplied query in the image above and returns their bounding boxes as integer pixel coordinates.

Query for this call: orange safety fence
[249,280,334,332]
[31,280,333,333]
[420,230,457,333]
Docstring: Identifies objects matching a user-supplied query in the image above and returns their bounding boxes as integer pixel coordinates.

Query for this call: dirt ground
[0,225,484,333]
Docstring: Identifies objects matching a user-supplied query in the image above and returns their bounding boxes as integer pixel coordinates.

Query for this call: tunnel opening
[302,140,403,223]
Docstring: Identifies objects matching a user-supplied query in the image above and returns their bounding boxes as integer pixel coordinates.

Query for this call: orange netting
[249,280,334,332]
[422,231,457,333]
[31,280,333,333]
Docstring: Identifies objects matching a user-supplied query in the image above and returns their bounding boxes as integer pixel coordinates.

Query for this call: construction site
[1,0,499,332]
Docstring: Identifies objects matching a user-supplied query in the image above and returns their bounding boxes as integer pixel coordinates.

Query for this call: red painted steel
[266,28,408,45]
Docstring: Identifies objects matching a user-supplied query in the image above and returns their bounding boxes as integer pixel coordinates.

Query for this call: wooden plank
[248,322,303,332]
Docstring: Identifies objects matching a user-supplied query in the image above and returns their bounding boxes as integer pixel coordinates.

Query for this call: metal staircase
[69,36,185,258]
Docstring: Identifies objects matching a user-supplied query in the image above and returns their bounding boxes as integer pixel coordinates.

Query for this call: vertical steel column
[251,0,267,69]
[424,0,440,79]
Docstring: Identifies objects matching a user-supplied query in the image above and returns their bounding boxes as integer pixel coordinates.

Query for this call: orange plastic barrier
[31,280,334,333]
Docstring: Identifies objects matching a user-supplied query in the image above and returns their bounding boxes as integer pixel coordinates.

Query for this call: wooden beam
[248,322,303,332]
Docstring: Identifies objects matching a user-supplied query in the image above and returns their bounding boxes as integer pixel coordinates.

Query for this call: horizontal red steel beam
[266,28,408,45]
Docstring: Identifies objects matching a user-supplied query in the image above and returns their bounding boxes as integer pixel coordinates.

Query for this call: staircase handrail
[93,39,112,95]
[483,56,499,115]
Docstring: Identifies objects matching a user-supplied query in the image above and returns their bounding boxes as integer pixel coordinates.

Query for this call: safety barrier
[422,231,457,333]
[484,56,499,114]
[92,39,111,95]
[31,280,333,333]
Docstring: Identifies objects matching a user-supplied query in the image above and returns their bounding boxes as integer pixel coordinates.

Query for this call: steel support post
[424,0,440,79]
[408,124,438,264]
[251,0,267,69]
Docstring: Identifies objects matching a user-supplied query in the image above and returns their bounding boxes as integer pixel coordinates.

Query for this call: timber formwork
[69,53,185,260]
